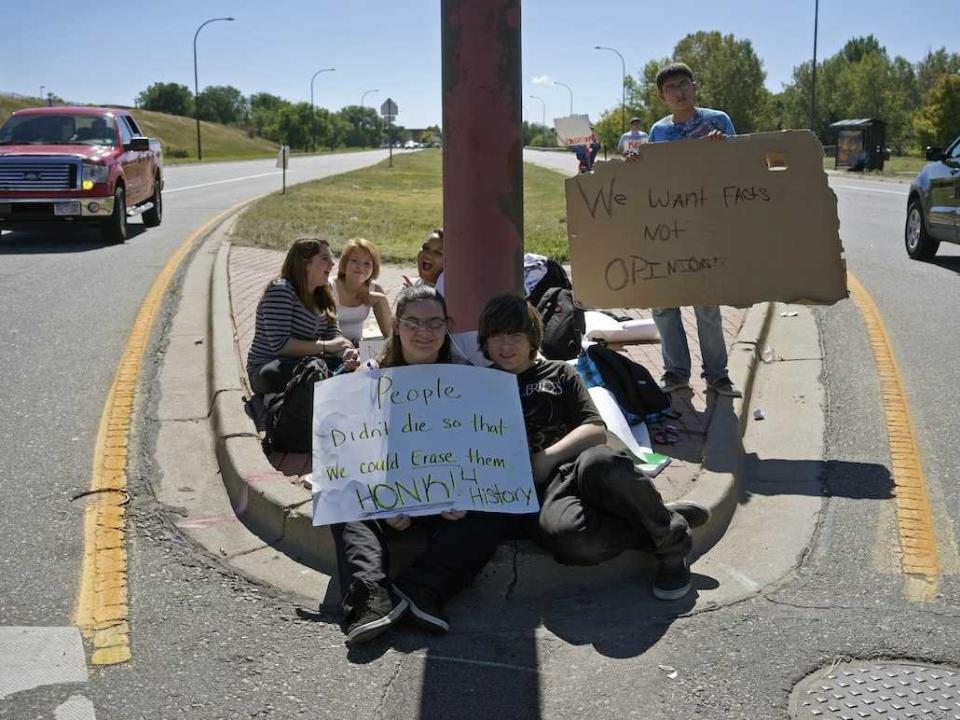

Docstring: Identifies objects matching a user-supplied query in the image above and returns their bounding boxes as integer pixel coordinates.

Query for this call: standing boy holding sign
[645,62,740,397]
[478,294,710,600]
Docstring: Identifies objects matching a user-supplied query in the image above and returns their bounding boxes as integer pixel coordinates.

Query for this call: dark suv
[905,135,960,260]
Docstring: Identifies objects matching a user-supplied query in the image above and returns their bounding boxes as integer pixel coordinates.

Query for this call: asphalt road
[2,147,959,718]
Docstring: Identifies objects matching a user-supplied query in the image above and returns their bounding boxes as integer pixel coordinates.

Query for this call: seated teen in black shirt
[477,294,710,600]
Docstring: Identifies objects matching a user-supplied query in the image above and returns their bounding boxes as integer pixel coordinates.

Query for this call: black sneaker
[660,372,690,393]
[707,375,742,398]
[652,556,692,601]
[665,501,711,529]
[392,583,450,633]
[342,585,408,646]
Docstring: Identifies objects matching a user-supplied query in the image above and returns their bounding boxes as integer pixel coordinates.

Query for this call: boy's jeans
[652,305,728,383]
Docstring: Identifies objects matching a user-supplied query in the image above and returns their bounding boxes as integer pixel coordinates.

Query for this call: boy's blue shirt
[648,107,735,142]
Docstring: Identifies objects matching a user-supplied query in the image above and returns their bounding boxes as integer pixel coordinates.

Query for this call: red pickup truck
[0,106,163,243]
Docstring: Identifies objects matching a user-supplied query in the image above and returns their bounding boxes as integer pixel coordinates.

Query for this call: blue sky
[3,0,955,128]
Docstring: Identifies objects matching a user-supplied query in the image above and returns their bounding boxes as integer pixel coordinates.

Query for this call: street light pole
[309,67,336,152]
[529,94,545,128]
[40,85,45,103]
[360,89,378,148]
[194,16,234,161]
[595,45,626,135]
[810,0,819,135]
[553,80,574,115]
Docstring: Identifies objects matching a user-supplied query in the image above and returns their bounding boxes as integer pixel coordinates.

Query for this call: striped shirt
[246,279,342,376]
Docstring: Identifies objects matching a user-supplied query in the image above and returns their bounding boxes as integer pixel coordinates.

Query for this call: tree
[336,105,383,147]
[913,74,960,151]
[249,93,289,140]
[197,85,247,125]
[916,49,960,99]
[136,83,193,116]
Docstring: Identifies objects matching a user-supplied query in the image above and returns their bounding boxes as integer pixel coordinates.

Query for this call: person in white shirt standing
[617,116,649,156]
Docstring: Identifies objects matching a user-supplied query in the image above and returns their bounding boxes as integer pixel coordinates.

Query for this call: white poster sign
[554,114,594,147]
[311,365,538,525]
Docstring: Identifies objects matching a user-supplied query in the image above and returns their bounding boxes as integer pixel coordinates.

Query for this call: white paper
[554,114,594,147]
[311,365,538,525]
[587,386,670,477]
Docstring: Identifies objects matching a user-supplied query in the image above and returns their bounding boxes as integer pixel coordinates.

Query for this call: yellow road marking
[847,272,939,601]
[75,200,252,665]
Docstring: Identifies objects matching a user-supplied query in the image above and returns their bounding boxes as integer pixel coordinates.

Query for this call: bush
[165,146,190,159]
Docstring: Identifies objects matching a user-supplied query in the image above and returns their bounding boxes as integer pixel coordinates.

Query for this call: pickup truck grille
[0,158,80,191]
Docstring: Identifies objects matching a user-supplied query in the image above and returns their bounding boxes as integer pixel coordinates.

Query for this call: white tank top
[336,302,370,345]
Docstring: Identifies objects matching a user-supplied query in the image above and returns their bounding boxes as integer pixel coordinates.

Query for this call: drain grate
[790,661,960,719]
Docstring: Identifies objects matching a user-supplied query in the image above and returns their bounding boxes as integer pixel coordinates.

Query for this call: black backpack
[527,259,572,307]
[537,287,585,361]
[264,356,332,453]
[585,343,670,417]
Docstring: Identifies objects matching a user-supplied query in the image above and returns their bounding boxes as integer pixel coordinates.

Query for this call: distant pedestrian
[246,237,359,395]
[617,117,649,156]
[645,62,740,397]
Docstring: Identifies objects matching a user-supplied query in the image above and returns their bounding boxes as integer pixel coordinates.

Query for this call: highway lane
[0,150,389,632]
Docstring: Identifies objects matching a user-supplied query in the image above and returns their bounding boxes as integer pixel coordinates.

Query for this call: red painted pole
[441,0,524,343]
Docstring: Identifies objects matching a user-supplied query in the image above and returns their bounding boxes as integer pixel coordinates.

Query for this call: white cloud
[532,75,553,86]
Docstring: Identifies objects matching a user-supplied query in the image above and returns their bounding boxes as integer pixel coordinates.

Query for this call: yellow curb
[847,272,939,601]
[74,198,256,667]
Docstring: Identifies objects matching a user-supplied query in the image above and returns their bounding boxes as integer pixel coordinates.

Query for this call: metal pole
[40,85,45,103]
[310,68,335,153]
[595,45,626,135]
[360,89,378,147]
[529,94,545,128]
[810,0,819,135]
[554,81,573,115]
[194,16,234,161]
[388,117,393,168]
[442,0,523,346]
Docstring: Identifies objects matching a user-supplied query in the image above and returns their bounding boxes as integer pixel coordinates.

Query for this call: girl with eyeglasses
[330,285,507,645]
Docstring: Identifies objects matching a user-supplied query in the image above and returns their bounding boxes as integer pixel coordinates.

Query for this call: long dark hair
[378,285,453,368]
[277,236,336,318]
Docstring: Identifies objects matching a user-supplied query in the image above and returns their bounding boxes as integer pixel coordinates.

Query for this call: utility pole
[810,0,819,135]
[310,68,336,152]
[595,45,626,135]
[194,16,234,161]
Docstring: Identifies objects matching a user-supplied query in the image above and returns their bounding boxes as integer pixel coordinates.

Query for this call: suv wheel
[905,199,938,260]
[103,186,128,244]
[142,175,162,227]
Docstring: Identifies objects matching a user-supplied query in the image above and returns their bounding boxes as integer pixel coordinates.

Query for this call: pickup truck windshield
[0,114,118,147]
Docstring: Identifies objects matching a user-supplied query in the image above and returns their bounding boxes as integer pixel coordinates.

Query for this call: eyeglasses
[398,316,447,331]
[662,79,694,95]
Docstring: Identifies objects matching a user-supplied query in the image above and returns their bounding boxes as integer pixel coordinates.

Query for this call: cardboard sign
[310,365,538,525]
[565,131,847,309]
[554,114,595,147]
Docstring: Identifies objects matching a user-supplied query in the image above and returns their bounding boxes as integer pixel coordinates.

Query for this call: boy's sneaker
[660,372,690,393]
[342,585,408,646]
[665,501,711,529]
[707,375,742,398]
[652,556,692,601]
[392,582,449,633]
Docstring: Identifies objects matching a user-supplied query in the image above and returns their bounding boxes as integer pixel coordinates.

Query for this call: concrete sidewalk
[202,225,770,607]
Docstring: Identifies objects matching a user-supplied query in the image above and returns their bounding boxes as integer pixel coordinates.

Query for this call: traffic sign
[380,98,398,117]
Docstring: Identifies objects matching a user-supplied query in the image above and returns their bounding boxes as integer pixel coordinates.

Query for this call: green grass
[232,149,571,262]
[0,96,278,162]
[823,153,926,177]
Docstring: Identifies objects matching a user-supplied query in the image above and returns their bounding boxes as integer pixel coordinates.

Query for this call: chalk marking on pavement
[406,652,539,674]
[847,272,939,601]
[74,199,254,665]
[829,183,908,196]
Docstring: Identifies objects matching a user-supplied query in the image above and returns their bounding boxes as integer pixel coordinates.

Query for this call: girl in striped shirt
[246,237,359,395]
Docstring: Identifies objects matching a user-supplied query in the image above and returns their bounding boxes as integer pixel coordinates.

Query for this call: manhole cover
[790,661,960,719]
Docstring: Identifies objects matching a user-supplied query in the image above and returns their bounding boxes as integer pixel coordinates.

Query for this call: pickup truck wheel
[103,186,128,244]
[905,200,938,260]
[142,175,162,227]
